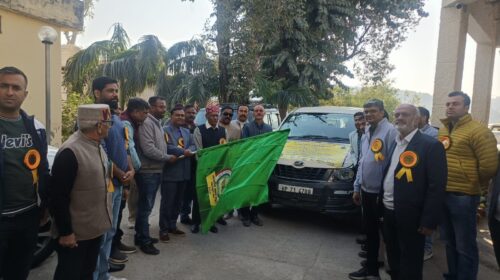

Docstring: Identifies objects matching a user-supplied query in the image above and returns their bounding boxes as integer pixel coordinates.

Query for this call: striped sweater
[439,114,498,195]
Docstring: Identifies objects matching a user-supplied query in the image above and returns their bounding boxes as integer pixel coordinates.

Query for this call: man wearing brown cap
[50,104,114,279]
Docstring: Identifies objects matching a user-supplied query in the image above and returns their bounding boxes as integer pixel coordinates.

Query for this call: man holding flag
[194,105,288,234]
[239,104,272,227]
[192,104,227,233]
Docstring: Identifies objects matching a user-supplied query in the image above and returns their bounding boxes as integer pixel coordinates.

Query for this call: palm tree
[63,23,217,108]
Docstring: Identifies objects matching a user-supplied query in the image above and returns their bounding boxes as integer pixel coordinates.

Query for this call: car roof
[290,106,363,114]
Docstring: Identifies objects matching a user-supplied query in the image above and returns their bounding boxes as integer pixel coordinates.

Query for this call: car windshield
[280,112,355,143]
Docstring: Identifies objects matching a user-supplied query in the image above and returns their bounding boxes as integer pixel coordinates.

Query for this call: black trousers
[160,181,186,233]
[0,207,39,280]
[54,235,102,280]
[361,190,380,275]
[382,208,425,280]
[180,176,195,219]
[191,179,201,225]
[489,217,500,269]
[239,206,259,220]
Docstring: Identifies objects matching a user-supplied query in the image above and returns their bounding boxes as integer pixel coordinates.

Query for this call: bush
[62,92,93,142]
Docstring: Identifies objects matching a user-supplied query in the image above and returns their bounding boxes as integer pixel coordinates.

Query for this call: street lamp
[38,26,58,145]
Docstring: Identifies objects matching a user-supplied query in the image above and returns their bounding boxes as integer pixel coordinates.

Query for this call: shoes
[109,248,128,264]
[209,226,218,233]
[109,276,128,280]
[140,243,160,255]
[358,251,367,258]
[160,232,170,243]
[134,237,158,246]
[180,216,193,225]
[168,228,186,236]
[251,216,263,226]
[348,267,380,280]
[224,210,235,219]
[108,262,125,273]
[361,244,367,252]
[242,219,251,227]
[191,224,200,233]
[356,236,367,245]
[216,218,227,226]
[360,260,384,268]
[118,242,136,254]
[424,249,433,261]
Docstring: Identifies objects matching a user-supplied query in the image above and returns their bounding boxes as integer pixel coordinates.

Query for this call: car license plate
[278,184,313,195]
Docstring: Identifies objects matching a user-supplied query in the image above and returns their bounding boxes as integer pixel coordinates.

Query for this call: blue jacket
[163,125,196,182]
[0,110,49,216]
[354,118,398,193]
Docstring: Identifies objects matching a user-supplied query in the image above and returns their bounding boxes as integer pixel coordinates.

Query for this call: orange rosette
[396,151,418,182]
[370,138,384,161]
[178,137,185,148]
[439,136,451,150]
[124,127,130,150]
[24,149,41,184]
[219,138,227,145]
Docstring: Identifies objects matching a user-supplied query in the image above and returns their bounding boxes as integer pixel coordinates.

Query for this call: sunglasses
[223,112,233,117]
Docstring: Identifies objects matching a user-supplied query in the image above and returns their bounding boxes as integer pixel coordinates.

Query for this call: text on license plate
[278,184,313,195]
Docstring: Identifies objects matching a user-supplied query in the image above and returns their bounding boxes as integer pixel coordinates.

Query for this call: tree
[64,0,100,45]
[320,82,400,119]
[61,92,93,141]
[63,24,217,108]
[247,0,426,119]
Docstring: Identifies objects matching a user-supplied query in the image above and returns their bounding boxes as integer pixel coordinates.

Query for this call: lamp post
[37,26,58,145]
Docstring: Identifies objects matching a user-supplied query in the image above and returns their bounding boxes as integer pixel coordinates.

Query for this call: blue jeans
[440,193,480,280]
[93,186,122,280]
[135,173,161,245]
[424,234,433,252]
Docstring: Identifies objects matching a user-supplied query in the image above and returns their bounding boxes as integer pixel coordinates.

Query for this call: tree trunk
[278,103,288,121]
[215,0,232,103]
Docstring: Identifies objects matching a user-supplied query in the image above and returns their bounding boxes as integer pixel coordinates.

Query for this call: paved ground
[29,203,500,280]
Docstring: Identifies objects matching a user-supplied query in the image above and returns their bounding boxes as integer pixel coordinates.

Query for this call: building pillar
[471,43,495,125]
[431,4,469,126]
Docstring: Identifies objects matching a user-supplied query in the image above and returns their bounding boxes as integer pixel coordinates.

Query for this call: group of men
[0,66,272,280]
[346,94,500,280]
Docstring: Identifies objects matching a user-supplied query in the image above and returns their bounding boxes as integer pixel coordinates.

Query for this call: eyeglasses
[223,112,233,117]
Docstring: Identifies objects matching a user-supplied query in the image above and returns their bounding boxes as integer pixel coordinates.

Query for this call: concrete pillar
[471,43,496,124]
[431,4,469,126]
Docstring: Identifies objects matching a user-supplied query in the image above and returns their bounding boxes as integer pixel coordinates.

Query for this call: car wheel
[31,218,55,268]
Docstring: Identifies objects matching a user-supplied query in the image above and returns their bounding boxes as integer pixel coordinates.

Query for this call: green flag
[196,129,290,233]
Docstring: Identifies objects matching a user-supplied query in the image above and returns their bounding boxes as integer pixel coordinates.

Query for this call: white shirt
[383,129,418,210]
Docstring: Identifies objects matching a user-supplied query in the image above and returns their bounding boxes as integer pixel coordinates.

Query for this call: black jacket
[0,110,49,216]
[379,130,447,230]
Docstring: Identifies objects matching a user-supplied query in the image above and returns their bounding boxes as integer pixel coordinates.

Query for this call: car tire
[31,219,55,268]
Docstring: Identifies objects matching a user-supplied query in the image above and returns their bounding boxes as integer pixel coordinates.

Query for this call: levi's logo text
[0,134,33,149]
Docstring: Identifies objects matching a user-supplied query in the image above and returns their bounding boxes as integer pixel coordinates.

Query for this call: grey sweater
[137,114,173,173]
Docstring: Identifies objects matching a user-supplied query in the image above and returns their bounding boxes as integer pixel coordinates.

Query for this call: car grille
[275,165,329,181]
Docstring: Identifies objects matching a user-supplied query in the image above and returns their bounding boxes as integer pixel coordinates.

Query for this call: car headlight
[328,168,355,182]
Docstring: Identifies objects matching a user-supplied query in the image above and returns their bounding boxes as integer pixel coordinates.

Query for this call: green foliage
[321,82,400,119]
[61,92,93,142]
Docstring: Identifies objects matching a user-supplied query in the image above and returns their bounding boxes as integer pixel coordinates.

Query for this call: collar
[440,114,472,130]
[396,128,418,145]
[205,121,219,129]
[420,124,431,131]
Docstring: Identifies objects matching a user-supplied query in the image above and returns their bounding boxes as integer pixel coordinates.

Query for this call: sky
[76,0,500,97]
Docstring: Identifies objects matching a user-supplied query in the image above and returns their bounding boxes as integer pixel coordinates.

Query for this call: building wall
[0,10,63,145]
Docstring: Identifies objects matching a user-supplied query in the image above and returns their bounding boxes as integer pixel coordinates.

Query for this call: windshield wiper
[297,135,329,139]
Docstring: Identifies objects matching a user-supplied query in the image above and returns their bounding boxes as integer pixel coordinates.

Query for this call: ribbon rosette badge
[371,138,384,161]
[219,138,227,145]
[24,149,41,184]
[395,151,418,183]
[439,136,451,150]
[178,137,185,148]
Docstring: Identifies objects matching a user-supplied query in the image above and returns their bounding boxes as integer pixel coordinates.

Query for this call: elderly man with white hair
[380,104,447,280]
[49,104,114,280]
